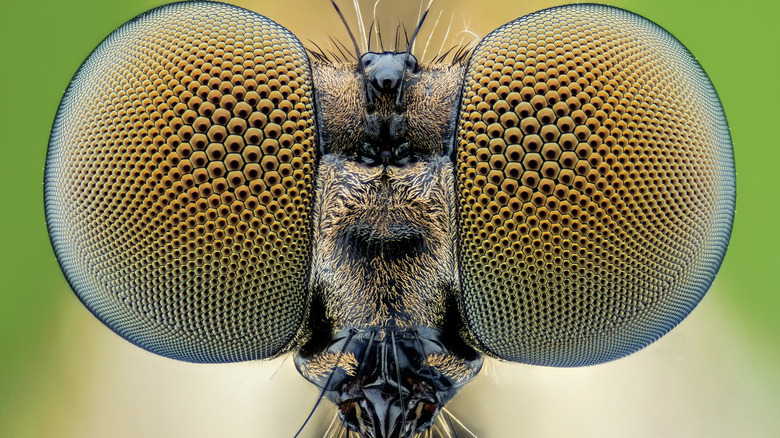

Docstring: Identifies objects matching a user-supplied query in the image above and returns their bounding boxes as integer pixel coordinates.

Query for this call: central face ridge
[294,51,483,437]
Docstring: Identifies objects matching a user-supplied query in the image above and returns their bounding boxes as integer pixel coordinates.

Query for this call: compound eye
[455,5,735,366]
[44,2,317,363]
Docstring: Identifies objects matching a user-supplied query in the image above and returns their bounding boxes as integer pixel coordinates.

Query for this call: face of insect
[292,52,484,436]
[44,2,735,438]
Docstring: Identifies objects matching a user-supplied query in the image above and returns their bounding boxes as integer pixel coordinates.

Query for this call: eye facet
[44,2,317,363]
[455,4,735,366]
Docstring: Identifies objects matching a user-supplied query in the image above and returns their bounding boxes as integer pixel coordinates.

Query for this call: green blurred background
[1,0,777,437]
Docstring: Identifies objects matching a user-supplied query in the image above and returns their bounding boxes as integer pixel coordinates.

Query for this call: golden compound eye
[44,2,316,363]
[455,4,735,366]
